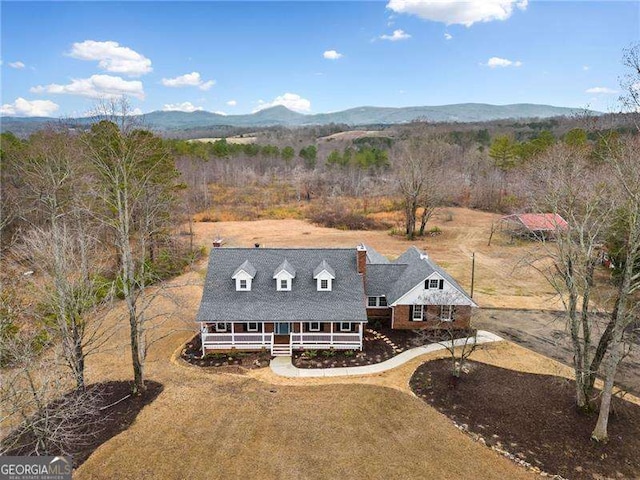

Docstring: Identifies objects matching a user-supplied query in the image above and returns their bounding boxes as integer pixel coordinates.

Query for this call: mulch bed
[292,328,398,368]
[410,359,640,480]
[2,380,163,468]
[182,334,271,370]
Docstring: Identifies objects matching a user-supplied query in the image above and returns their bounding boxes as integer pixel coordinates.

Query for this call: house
[196,244,477,356]
[500,213,568,240]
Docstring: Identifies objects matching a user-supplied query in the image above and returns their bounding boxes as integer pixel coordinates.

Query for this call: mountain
[1,103,595,135]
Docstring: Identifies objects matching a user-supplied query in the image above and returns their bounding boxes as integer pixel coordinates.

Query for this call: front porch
[200,321,364,356]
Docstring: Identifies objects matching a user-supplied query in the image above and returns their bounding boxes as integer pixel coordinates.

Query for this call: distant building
[500,213,568,240]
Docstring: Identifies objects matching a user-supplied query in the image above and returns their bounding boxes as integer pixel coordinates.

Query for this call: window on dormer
[239,279,247,290]
[280,279,288,289]
[321,279,328,289]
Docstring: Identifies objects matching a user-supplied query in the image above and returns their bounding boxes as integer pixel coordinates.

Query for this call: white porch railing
[202,332,272,350]
[291,333,362,350]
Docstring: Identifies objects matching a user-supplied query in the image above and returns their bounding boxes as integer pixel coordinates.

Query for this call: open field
[317,129,390,142]
[191,207,561,310]
[187,136,258,144]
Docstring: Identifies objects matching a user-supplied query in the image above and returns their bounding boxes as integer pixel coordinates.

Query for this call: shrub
[308,202,391,231]
[321,349,337,357]
[305,349,318,359]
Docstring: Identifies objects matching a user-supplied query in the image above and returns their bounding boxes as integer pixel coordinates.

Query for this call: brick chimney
[356,244,367,279]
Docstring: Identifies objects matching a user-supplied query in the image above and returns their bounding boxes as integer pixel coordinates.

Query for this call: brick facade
[391,305,472,330]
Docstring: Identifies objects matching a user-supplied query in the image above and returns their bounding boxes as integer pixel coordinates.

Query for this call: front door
[275,322,290,335]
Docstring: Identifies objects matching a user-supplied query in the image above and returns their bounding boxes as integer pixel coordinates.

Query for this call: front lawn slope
[75,379,531,480]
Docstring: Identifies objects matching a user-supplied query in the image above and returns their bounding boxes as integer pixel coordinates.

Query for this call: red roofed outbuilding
[500,213,568,240]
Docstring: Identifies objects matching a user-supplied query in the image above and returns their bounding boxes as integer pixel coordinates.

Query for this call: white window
[215,322,228,332]
[340,322,351,332]
[280,279,288,289]
[321,279,329,289]
[309,322,321,332]
[368,296,377,307]
[440,305,454,321]
[412,305,424,321]
[379,296,388,307]
[247,322,259,332]
[239,279,248,290]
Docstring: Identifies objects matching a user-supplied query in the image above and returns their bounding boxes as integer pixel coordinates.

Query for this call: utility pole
[470,252,475,298]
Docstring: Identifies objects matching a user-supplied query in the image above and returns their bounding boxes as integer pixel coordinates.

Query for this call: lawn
[49,212,635,478]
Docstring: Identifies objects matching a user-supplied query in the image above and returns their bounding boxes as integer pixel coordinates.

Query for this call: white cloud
[323,50,344,60]
[8,61,26,69]
[1,97,59,117]
[585,87,618,94]
[582,65,590,71]
[162,102,204,112]
[128,108,143,116]
[226,99,237,106]
[253,93,311,113]
[483,56,522,68]
[161,72,215,91]
[68,40,152,76]
[214,111,227,116]
[444,33,453,40]
[379,29,412,41]
[31,74,145,99]
[387,0,528,27]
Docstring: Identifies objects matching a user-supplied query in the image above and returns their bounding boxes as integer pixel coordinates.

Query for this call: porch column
[201,323,206,357]
[300,322,303,347]
[231,322,235,346]
[358,323,363,351]
[331,322,334,345]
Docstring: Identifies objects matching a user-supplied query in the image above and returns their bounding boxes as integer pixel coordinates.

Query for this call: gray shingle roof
[365,264,407,296]
[382,246,475,306]
[363,244,390,264]
[197,248,366,322]
[274,258,296,278]
[233,260,256,278]
[313,259,335,278]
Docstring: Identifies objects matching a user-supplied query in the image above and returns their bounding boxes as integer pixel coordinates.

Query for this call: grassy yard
[66,212,632,478]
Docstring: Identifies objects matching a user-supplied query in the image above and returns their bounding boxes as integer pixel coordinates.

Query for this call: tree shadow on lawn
[410,359,640,480]
[2,380,164,468]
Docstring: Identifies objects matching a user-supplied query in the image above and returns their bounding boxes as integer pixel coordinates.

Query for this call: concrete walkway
[270,330,503,378]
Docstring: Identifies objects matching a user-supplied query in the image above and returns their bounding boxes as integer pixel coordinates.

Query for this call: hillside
[1,103,596,135]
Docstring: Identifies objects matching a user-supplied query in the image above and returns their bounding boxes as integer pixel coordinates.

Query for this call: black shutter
[424,280,429,289]
[409,305,414,321]
[439,279,444,290]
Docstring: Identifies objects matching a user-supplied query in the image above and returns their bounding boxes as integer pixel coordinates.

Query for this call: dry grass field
[187,136,258,144]
[73,259,547,480]
[45,207,628,479]
[191,207,561,310]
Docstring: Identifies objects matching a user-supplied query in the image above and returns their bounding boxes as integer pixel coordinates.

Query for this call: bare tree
[81,98,181,395]
[0,329,103,457]
[591,134,640,441]
[393,138,449,240]
[411,291,479,381]
[12,129,112,391]
[524,143,614,411]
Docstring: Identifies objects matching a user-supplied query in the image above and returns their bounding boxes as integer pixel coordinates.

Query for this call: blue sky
[1,1,638,117]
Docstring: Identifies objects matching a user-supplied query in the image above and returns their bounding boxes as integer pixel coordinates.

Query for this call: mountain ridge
[1,103,597,133]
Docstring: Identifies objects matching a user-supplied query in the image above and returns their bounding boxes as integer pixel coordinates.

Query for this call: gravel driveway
[475,308,640,395]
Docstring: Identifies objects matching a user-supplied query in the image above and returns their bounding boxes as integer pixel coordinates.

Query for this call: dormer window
[273,258,295,292]
[313,260,335,292]
[425,278,444,290]
[232,260,256,291]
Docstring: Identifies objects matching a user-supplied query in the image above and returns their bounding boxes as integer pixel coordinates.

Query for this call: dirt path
[475,308,640,395]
